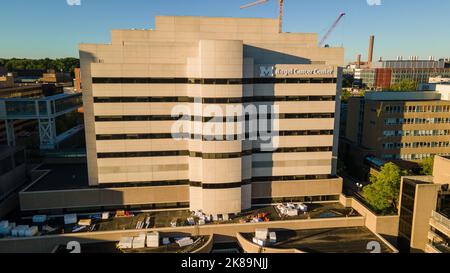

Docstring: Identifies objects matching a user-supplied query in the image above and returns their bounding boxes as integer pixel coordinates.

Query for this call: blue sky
[1,0,449,63]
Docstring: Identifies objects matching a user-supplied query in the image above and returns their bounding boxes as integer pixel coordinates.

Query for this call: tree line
[0,58,80,74]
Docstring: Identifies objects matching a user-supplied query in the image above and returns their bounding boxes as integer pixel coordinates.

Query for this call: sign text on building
[259,66,334,77]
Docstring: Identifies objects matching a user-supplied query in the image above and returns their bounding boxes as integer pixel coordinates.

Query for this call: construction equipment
[240,0,284,33]
[241,1,345,45]
[318,12,346,47]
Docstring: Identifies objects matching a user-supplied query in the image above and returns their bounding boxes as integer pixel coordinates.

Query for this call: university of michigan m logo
[260,66,274,77]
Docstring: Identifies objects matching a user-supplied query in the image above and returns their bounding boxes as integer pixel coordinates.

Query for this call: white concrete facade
[80,16,344,215]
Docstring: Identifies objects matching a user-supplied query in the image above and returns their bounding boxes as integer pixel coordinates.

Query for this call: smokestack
[357,54,362,68]
[368,35,375,63]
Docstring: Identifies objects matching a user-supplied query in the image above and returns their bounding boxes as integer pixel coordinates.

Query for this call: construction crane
[240,0,284,33]
[318,12,346,47]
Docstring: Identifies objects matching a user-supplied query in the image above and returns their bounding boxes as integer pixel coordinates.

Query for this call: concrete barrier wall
[20,185,190,211]
[192,235,214,253]
[0,216,365,253]
[433,156,450,185]
[0,164,26,198]
[339,194,399,242]
[236,233,305,253]
[0,194,19,219]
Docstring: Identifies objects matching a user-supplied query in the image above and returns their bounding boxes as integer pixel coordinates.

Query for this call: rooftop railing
[431,211,450,231]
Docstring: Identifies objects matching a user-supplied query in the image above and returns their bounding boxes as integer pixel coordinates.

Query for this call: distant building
[12,69,45,84]
[0,92,83,149]
[0,72,82,148]
[0,73,45,145]
[0,74,14,89]
[355,58,450,90]
[41,70,72,84]
[342,90,450,165]
[74,68,82,91]
[429,76,450,84]
[0,67,7,76]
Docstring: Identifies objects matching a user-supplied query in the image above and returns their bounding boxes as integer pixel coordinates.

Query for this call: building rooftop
[1,90,77,102]
[25,164,89,192]
[364,91,441,101]
[3,202,359,239]
[0,146,24,160]
[0,83,41,90]
[241,227,397,253]
[403,176,434,185]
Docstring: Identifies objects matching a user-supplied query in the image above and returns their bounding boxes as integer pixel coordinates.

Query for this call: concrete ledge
[0,216,365,253]
[339,194,399,243]
[192,235,214,253]
[236,232,305,253]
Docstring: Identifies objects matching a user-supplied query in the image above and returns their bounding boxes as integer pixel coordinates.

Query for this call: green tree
[2,58,80,74]
[389,79,418,91]
[341,89,351,103]
[419,156,434,175]
[362,163,408,214]
[342,76,353,88]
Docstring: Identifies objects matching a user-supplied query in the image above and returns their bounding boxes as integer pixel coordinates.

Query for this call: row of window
[383,141,450,149]
[252,159,330,168]
[401,153,450,161]
[189,180,252,189]
[188,151,252,159]
[384,105,450,114]
[97,150,251,159]
[254,147,333,153]
[383,130,450,137]
[96,147,334,159]
[97,180,190,188]
[94,113,335,122]
[402,153,450,160]
[252,195,340,205]
[94,177,335,189]
[385,117,450,125]
[93,96,336,104]
[382,153,450,160]
[95,130,334,141]
[252,175,335,182]
[99,164,189,173]
[92,77,337,85]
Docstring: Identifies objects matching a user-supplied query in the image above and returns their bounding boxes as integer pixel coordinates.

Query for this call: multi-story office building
[40,70,72,84]
[355,58,450,90]
[397,156,450,253]
[80,16,344,216]
[354,68,376,88]
[344,91,450,162]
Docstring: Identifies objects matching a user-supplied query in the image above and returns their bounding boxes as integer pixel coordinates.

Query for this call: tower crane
[318,12,346,47]
[240,1,346,47]
[240,0,284,33]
